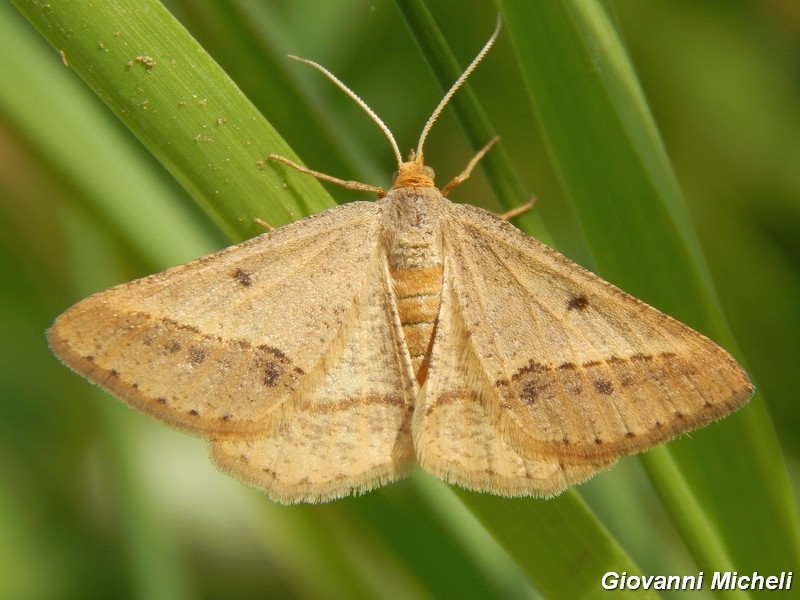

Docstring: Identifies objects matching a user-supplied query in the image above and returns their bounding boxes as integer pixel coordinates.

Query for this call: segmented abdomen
[389,246,443,384]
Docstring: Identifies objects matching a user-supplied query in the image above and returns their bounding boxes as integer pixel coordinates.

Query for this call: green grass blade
[395,2,649,596]
[13,0,334,242]
[0,8,215,273]
[501,0,799,578]
[165,0,388,188]
[454,490,646,600]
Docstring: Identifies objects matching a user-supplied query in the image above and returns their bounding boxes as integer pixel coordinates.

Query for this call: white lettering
[602,572,618,590]
[672,575,690,590]
[752,573,766,589]
[650,576,663,590]
[712,571,732,589]
[608,571,792,592]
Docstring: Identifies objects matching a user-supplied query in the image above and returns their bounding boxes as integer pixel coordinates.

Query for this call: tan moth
[48,23,752,504]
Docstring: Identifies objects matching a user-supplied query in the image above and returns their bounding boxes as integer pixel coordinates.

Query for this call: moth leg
[497,197,536,221]
[253,217,274,231]
[440,136,500,196]
[268,154,387,197]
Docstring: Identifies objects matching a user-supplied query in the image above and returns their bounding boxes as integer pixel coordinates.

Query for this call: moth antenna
[415,16,501,163]
[288,55,404,170]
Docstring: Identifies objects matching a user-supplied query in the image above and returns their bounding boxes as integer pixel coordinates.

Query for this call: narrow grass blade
[13,0,334,242]
[501,0,799,576]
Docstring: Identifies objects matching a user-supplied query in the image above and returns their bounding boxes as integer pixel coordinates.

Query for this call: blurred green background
[1,1,798,598]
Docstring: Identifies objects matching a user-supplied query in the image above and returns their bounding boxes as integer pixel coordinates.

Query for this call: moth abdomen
[389,261,443,383]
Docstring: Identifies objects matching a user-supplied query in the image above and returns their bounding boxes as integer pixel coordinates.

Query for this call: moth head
[393,153,436,189]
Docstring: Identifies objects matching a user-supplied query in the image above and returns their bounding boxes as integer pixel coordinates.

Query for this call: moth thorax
[388,238,444,385]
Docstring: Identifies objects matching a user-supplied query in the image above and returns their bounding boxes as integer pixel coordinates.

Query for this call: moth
[48,24,752,504]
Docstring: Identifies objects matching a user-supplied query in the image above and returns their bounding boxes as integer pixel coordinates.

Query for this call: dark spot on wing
[594,379,614,395]
[566,294,589,311]
[263,362,281,386]
[188,347,207,365]
[521,380,546,405]
[232,268,252,286]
